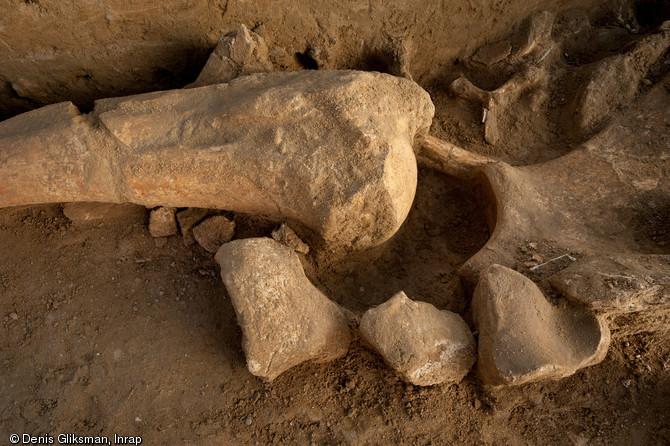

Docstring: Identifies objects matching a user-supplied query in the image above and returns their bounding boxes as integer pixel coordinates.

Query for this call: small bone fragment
[187,24,272,88]
[193,215,235,253]
[272,223,309,254]
[386,35,414,80]
[148,207,178,237]
[472,264,610,386]
[176,207,212,245]
[215,238,353,381]
[360,291,476,386]
[63,202,145,224]
[568,21,670,133]
[471,40,512,67]
[0,70,434,251]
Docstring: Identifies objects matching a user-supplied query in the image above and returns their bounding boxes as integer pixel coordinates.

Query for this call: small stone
[9,312,18,320]
[193,215,236,253]
[271,224,309,254]
[360,291,476,386]
[473,264,610,386]
[148,207,178,237]
[215,238,352,381]
[176,207,212,245]
[244,417,252,426]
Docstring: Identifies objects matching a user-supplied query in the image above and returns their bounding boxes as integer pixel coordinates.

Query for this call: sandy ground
[2,0,670,445]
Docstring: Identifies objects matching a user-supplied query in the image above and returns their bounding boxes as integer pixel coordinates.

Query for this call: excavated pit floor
[2,2,670,444]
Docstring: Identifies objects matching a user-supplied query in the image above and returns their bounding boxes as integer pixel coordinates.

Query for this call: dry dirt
[2,0,670,445]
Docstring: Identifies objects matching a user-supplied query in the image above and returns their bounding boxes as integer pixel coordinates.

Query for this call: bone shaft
[0,102,120,207]
[417,134,492,178]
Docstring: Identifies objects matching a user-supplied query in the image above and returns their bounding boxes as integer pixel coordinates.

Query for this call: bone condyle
[0,70,434,251]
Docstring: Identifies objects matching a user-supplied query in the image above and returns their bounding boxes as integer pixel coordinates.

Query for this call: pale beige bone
[508,10,555,63]
[473,264,610,386]
[216,238,353,381]
[567,21,670,133]
[455,79,670,337]
[0,70,434,251]
[417,134,494,179]
[186,24,272,88]
[360,291,476,386]
[449,66,548,144]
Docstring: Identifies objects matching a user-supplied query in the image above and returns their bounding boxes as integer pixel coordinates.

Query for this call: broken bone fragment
[192,215,235,253]
[176,207,212,245]
[187,24,273,88]
[148,206,178,237]
[549,255,670,335]
[360,291,476,386]
[215,238,353,381]
[62,202,145,224]
[271,223,309,254]
[566,21,670,133]
[472,264,610,386]
[0,70,434,251]
[449,66,548,145]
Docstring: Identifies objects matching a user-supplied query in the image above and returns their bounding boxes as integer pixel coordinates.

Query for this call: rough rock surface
[176,207,212,245]
[192,215,235,253]
[187,24,272,88]
[0,70,433,251]
[215,238,352,381]
[62,202,145,224]
[472,264,610,386]
[148,207,178,237]
[360,291,476,386]
[271,223,309,254]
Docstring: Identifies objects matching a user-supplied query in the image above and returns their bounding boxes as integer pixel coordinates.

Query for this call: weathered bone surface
[449,12,556,145]
[449,66,548,144]
[550,255,670,314]
[193,215,235,253]
[446,78,670,336]
[566,21,670,133]
[272,223,310,255]
[176,207,212,245]
[148,206,178,238]
[472,264,610,386]
[62,202,146,224]
[186,24,273,89]
[0,70,434,250]
[360,291,476,386]
[215,238,353,381]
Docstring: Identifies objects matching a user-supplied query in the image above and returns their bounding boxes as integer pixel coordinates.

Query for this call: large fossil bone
[0,70,434,251]
[419,75,670,384]
[458,77,670,335]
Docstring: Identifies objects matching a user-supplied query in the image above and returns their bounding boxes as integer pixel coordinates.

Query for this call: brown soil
[2,0,670,445]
